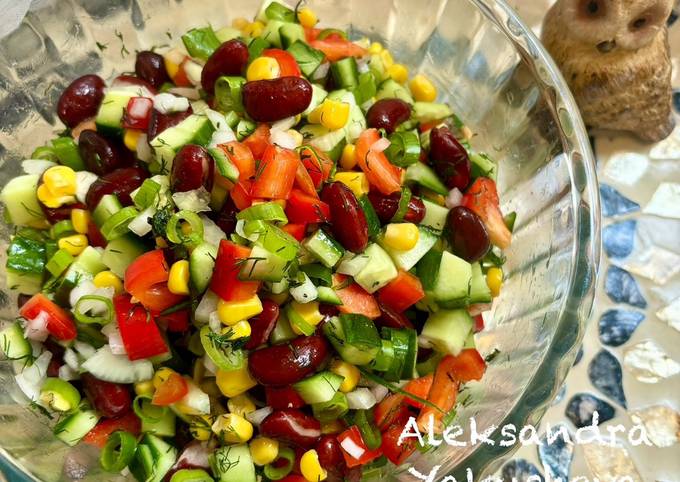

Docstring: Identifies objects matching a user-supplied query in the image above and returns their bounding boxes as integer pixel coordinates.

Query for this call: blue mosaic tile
[573,346,584,366]
[674,89,680,112]
[538,424,574,481]
[565,393,615,428]
[599,184,640,217]
[605,266,647,308]
[599,309,645,347]
[588,350,627,408]
[603,220,636,259]
[501,459,544,482]
[552,384,567,406]
[669,10,679,26]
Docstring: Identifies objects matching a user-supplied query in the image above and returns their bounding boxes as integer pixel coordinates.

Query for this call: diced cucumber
[303,230,345,268]
[130,434,178,482]
[327,89,366,142]
[368,54,387,84]
[352,71,378,106]
[331,57,359,89]
[6,235,46,286]
[411,102,452,124]
[376,79,414,104]
[371,339,395,372]
[358,195,381,240]
[286,303,315,336]
[141,409,176,437]
[95,90,136,136]
[190,243,218,293]
[294,371,344,404]
[470,152,498,181]
[289,272,318,304]
[269,311,297,344]
[317,286,342,305]
[421,309,474,356]
[5,271,42,294]
[432,251,472,308]
[405,163,448,196]
[53,410,100,446]
[312,392,349,422]
[102,234,147,278]
[239,244,288,282]
[255,0,277,22]
[382,327,417,381]
[81,345,155,383]
[323,315,381,366]
[54,246,107,304]
[353,244,398,294]
[420,198,449,232]
[210,444,256,482]
[92,194,123,227]
[464,331,476,349]
[379,225,440,271]
[300,124,347,161]
[0,322,32,361]
[264,0,296,22]
[417,248,442,291]
[260,19,285,48]
[302,83,328,116]
[0,174,47,228]
[279,23,305,49]
[151,115,215,173]
[469,262,492,304]
[246,221,300,262]
[416,351,443,377]
[215,26,241,43]
[288,41,326,78]
[209,146,239,184]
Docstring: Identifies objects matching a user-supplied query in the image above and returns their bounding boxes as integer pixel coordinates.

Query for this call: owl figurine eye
[579,0,606,18]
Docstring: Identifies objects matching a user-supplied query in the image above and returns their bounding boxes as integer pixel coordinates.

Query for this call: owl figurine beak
[596,39,617,53]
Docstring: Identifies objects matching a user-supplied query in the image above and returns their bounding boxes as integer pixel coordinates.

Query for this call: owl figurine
[542,0,675,142]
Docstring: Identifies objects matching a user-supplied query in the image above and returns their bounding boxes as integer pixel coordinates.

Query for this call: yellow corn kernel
[486,267,503,298]
[123,129,142,151]
[333,171,369,198]
[189,415,214,441]
[247,56,281,82]
[250,437,279,466]
[387,63,409,84]
[134,380,154,397]
[232,17,250,30]
[217,295,263,326]
[227,393,256,418]
[383,223,419,251]
[380,49,394,69]
[57,234,88,256]
[321,419,345,434]
[216,366,257,397]
[223,320,252,340]
[300,449,327,482]
[368,42,383,55]
[164,58,180,80]
[70,210,90,236]
[286,129,304,147]
[244,20,265,38]
[212,413,254,443]
[409,74,437,102]
[297,7,318,28]
[340,143,357,170]
[93,270,123,294]
[43,166,77,197]
[308,100,350,131]
[330,359,360,393]
[290,301,324,335]
[153,367,177,389]
[168,260,190,295]
[36,184,73,208]
[268,292,289,305]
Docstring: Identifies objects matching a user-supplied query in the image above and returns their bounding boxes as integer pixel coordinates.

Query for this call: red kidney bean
[366,98,412,134]
[209,196,239,235]
[88,219,108,248]
[260,409,322,447]
[248,335,329,385]
[147,107,193,141]
[40,201,86,224]
[135,51,170,89]
[265,386,306,410]
[316,435,348,479]
[242,77,313,122]
[201,39,249,93]
[81,373,132,418]
[321,182,369,253]
[377,301,414,329]
[447,206,490,262]
[85,166,148,210]
[170,145,214,192]
[78,130,133,175]
[111,75,157,94]
[319,304,340,318]
[245,300,280,350]
[367,191,426,224]
[57,75,106,128]
[17,294,32,309]
[429,126,471,190]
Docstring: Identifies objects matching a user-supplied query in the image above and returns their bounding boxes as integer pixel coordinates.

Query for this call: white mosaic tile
[623,340,680,384]
[630,405,680,448]
[643,183,680,220]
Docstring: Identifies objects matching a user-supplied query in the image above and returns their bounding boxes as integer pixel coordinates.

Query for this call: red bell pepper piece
[243,124,271,160]
[124,249,185,312]
[19,293,76,341]
[294,160,319,198]
[82,411,141,448]
[403,374,434,409]
[114,294,169,361]
[210,240,261,301]
[299,146,334,189]
[373,393,409,431]
[461,177,512,249]
[356,129,402,195]
[251,145,299,199]
[218,141,256,181]
[309,39,368,62]
[337,426,383,468]
[152,373,189,406]
[285,189,330,224]
[304,27,322,42]
[381,423,417,466]
[156,309,190,333]
[473,314,484,333]
[230,180,253,210]
[377,270,425,312]
[333,274,381,319]
[122,97,153,130]
[282,223,307,241]
[262,49,302,77]
[265,386,307,410]
[173,58,193,87]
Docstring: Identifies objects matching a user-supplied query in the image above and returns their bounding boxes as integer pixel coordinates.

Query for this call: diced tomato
[445,349,486,383]
[251,146,299,199]
[262,49,302,77]
[299,146,334,189]
[356,129,403,195]
[87,219,107,248]
[282,223,307,241]
[114,294,169,361]
[294,160,319,198]
[403,374,434,409]
[373,393,409,430]
[285,189,330,224]
[333,274,381,319]
[152,373,189,406]
[124,249,184,312]
[243,124,271,160]
[210,240,261,301]
[461,177,512,249]
[309,39,367,62]
[337,426,383,468]
[122,97,153,130]
[19,293,77,341]
[473,314,484,333]
[174,58,193,87]
[381,423,417,466]
[304,27,322,42]
[219,141,256,180]
[377,270,425,312]
[82,411,141,448]
[230,180,253,210]
[265,386,307,410]
[156,309,190,332]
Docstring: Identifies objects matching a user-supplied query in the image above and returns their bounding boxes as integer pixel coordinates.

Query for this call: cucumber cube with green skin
[411,102,453,124]
[323,315,382,366]
[130,434,178,482]
[419,199,450,232]
[0,174,47,228]
[150,115,215,173]
[102,234,147,278]
[141,409,176,437]
[95,90,136,136]
[53,410,100,446]
[279,23,305,49]
[190,243,218,293]
[470,152,498,181]
[238,244,289,282]
[405,162,448,195]
[210,444,256,482]
[432,251,472,308]
[468,262,492,304]
[293,371,344,404]
[289,42,326,79]
[379,225,440,271]
[353,243,398,293]
[303,229,345,268]
[376,79,414,104]
[421,309,474,356]
[0,322,32,361]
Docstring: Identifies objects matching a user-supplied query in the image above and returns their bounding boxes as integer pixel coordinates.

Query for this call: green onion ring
[74,295,114,325]
[166,210,204,246]
[100,430,137,473]
[132,395,167,423]
[263,447,295,481]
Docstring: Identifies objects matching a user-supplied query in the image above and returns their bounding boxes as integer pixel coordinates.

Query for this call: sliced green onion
[352,71,378,105]
[370,339,395,372]
[181,27,221,62]
[74,295,114,325]
[354,409,382,450]
[50,219,75,239]
[504,211,517,232]
[214,76,246,113]
[237,202,288,223]
[385,130,421,168]
[265,1,296,22]
[391,186,412,223]
[45,249,75,277]
[133,179,162,210]
[169,469,214,482]
[51,137,86,171]
[31,145,58,162]
[248,36,270,62]
[166,210,204,246]
[100,430,137,473]
[199,325,247,371]
[263,447,295,481]
[236,119,256,141]
[209,147,239,184]
[223,110,241,129]
[312,391,349,422]
[133,395,168,423]
[100,206,139,241]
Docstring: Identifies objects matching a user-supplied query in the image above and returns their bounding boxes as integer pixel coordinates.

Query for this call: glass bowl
[0,0,600,480]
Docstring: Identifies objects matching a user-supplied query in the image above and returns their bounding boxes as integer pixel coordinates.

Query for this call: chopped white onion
[174,442,210,470]
[58,364,79,381]
[271,116,298,132]
[73,341,96,359]
[370,384,389,403]
[370,137,391,153]
[24,311,49,342]
[337,253,370,277]
[418,335,433,348]
[312,62,330,81]
[356,58,370,74]
[203,356,217,375]
[183,59,204,86]
[128,206,156,237]
[346,387,377,409]
[195,291,219,326]
[69,281,114,312]
[246,406,273,427]
[75,171,98,203]
[178,381,211,414]
[340,437,366,460]
[136,133,153,163]
[290,273,318,304]
[235,219,260,242]
[270,129,298,150]
[14,351,51,401]
[164,48,186,67]
[209,129,237,147]
[172,187,211,212]
[200,215,227,247]
[205,109,231,131]
[445,188,463,209]
[64,348,80,371]
[468,303,492,316]
[102,324,126,356]
[208,312,222,334]
[168,87,201,100]
[153,93,190,114]
[22,159,56,175]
